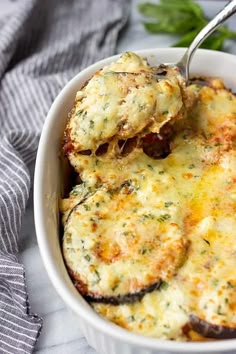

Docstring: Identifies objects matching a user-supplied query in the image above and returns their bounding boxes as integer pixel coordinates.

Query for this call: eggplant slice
[84,280,161,305]
[62,184,187,303]
[63,52,185,155]
[189,315,236,340]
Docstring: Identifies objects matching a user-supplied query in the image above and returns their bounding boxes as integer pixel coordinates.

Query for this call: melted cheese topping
[66,52,186,152]
[93,151,236,338]
[63,182,187,298]
[91,86,236,340]
[61,52,236,341]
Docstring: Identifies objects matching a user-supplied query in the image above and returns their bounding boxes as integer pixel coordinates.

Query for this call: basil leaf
[139,0,236,52]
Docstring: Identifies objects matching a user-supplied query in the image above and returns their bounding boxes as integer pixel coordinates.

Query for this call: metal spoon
[160,0,236,83]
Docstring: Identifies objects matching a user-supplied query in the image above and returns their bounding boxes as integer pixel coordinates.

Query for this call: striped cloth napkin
[0,0,129,352]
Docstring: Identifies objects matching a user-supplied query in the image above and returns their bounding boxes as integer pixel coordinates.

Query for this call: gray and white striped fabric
[0,1,130,352]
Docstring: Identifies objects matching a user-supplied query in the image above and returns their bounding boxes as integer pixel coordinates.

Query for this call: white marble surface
[11,0,236,353]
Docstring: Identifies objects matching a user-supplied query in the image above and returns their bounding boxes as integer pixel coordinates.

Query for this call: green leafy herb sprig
[138,0,236,50]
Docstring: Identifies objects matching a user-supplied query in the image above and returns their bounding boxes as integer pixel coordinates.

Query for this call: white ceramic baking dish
[34,47,236,354]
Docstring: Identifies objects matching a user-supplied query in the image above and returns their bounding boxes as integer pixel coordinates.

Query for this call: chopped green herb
[147,164,154,170]
[78,110,87,120]
[188,163,195,169]
[94,269,101,283]
[204,145,213,150]
[112,284,119,291]
[157,214,171,222]
[203,238,210,245]
[140,213,155,222]
[138,103,147,111]
[76,109,84,116]
[165,201,173,207]
[66,233,72,243]
[103,102,109,110]
[127,315,135,322]
[89,120,94,128]
[107,189,116,196]
[160,281,169,290]
[212,278,219,287]
[227,281,234,289]
[83,204,91,211]
[217,305,225,316]
[70,189,79,197]
[141,247,150,255]
[84,254,91,261]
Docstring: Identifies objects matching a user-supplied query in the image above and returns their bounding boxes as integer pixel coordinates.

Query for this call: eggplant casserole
[60,52,236,341]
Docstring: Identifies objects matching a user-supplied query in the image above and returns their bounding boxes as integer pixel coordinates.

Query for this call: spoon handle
[180,0,236,80]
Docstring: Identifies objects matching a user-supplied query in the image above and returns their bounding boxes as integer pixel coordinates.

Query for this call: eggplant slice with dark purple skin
[67,266,161,305]
[62,183,187,304]
[189,314,236,339]
[84,281,162,305]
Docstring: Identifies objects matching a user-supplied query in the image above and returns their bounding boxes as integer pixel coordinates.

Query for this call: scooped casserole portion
[60,52,236,341]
